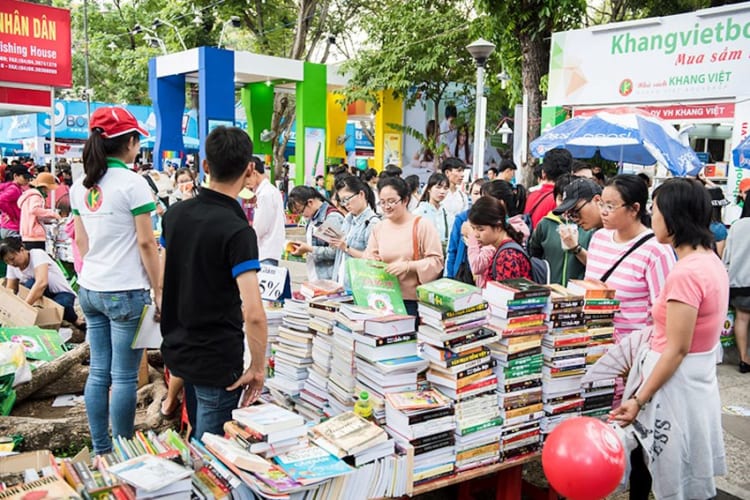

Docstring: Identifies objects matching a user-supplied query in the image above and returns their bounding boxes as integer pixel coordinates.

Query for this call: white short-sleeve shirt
[70,158,156,291]
[7,248,75,295]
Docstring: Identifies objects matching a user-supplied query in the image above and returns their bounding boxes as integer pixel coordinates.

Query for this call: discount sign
[257,265,290,302]
[0,0,72,87]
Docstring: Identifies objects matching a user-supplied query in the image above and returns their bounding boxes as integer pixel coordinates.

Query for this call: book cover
[311,412,386,456]
[347,259,406,315]
[484,279,550,302]
[416,278,484,312]
[108,454,192,492]
[384,389,450,411]
[273,444,353,485]
[0,327,66,361]
[231,403,304,435]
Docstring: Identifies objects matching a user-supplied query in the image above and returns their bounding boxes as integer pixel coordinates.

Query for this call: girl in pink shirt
[611,178,727,499]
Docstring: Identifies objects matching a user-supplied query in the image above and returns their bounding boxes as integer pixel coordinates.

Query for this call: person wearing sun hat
[70,106,161,456]
[17,172,60,250]
[738,177,750,220]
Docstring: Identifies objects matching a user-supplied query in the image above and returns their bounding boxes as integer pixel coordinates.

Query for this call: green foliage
[340,0,480,124]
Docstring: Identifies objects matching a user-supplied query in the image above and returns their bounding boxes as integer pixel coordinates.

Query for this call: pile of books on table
[568,279,619,417]
[263,303,283,366]
[297,300,340,422]
[483,278,549,461]
[328,304,380,415]
[385,389,456,485]
[311,411,395,467]
[540,285,588,434]
[266,298,312,402]
[355,313,426,424]
[224,403,308,460]
[416,278,501,471]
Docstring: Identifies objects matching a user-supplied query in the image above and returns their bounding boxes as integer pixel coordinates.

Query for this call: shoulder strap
[600,233,655,282]
[412,216,422,261]
[490,239,531,281]
[364,214,380,227]
[528,191,553,219]
[325,204,342,217]
[442,209,449,240]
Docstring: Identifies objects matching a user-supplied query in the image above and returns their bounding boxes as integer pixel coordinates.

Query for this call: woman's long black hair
[335,175,376,211]
[82,130,140,188]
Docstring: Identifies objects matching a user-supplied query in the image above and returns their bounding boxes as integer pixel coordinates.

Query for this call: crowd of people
[5,103,749,499]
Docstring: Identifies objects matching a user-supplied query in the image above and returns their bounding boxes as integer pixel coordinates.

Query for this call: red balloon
[542,417,626,500]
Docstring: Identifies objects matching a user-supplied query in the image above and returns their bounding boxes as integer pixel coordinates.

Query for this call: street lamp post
[466,38,495,182]
[152,18,187,51]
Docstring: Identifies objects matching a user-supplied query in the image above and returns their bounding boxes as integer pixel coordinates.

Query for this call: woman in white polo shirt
[70,107,161,456]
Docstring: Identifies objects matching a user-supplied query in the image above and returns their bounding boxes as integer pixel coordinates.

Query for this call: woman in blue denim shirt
[70,107,161,455]
[287,186,344,280]
[329,175,379,290]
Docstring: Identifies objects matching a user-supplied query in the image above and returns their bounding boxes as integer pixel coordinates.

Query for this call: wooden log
[0,415,90,452]
[31,364,88,399]
[15,343,90,402]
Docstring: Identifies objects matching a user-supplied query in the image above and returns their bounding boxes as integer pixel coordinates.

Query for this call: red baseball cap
[90,106,149,139]
[740,177,750,194]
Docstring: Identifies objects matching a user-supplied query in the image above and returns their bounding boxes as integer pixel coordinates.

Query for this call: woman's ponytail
[82,129,108,188]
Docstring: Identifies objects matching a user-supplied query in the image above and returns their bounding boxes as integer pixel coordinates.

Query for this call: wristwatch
[572,244,583,255]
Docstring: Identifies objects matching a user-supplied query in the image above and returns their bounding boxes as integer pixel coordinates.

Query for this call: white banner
[548,6,750,106]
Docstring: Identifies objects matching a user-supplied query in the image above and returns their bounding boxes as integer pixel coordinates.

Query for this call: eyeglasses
[597,201,627,213]
[339,193,358,206]
[566,199,591,220]
[378,198,402,208]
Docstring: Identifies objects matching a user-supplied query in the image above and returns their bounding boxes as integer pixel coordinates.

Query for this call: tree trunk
[271,93,296,179]
[518,30,550,187]
[31,364,88,399]
[15,343,90,402]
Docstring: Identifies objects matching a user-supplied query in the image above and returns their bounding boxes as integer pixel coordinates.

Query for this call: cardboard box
[0,450,55,475]
[0,286,64,330]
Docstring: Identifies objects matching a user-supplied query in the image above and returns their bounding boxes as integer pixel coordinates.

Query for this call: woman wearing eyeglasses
[584,175,675,406]
[286,186,344,281]
[329,176,379,290]
[364,176,443,318]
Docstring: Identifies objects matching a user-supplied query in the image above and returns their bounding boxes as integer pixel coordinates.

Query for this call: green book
[347,259,406,315]
[416,278,484,312]
[0,327,66,361]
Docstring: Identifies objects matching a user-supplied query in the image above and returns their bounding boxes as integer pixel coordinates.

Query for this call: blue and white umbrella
[530,109,703,177]
[732,134,750,170]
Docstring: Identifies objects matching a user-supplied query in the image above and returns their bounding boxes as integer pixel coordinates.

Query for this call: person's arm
[445,216,463,277]
[25,262,49,305]
[466,233,495,276]
[722,227,734,267]
[27,193,58,219]
[5,278,18,294]
[226,270,268,407]
[716,240,726,259]
[610,300,696,425]
[73,216,89,259]
[134,213,162,311]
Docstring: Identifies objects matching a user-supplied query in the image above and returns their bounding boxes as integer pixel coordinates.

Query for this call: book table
[380,452,559,500]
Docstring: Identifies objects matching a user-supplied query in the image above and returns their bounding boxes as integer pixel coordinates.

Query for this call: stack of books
[540,285,588,434]
[228,403,308,459]
[298,300,341,422]
[483,278,550,461]
[328,304,383,415]
[384,389,456,485]
[568,279,620,418]
[415,279,502,470]
[266,298,313,401]
[263,303,283,366]
[355,314,427,423]
[311,411,394,467]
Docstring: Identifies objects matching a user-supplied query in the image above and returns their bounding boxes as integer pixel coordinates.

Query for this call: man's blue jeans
[79,288,150,455]
[184,381,241,442]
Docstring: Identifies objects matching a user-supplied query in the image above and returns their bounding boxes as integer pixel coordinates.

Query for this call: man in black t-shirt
[160,127,267,439]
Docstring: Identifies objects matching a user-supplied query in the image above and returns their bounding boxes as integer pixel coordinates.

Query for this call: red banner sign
[0,0,72,87]
[573,103,735,122]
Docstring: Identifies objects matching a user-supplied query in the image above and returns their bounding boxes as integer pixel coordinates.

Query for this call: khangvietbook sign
[547,5,750,106]
[0,0,72,88]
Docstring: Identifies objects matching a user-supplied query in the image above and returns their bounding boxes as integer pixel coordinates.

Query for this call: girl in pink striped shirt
[585,175,676,341]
